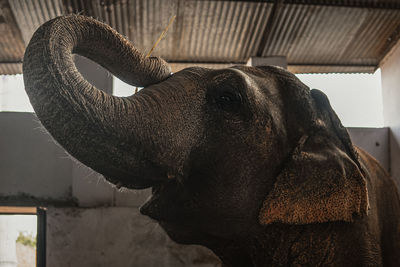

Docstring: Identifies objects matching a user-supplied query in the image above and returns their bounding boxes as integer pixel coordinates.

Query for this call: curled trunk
[23,15,171,188]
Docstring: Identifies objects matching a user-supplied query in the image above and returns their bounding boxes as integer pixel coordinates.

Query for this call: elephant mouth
[139,186,167,220]
[113,178,155,190]
[139,183,180,223]
[106,162,170,190]
[139,185,205,245]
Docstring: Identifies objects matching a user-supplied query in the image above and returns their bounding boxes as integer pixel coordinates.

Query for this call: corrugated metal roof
[0,0,25,74]
[0,63,22,75]
[8,0,64,45]
[260,4,400,69]
[60,0,273,63]
[288,64,376,73]
[1,0,400,74]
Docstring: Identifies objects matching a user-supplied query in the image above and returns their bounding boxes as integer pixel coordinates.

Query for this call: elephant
[23,15,400,266]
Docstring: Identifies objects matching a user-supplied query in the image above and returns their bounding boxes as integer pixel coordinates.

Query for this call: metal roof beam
[284,0,400,9]
[256,0,284,57]
[226,0,400,10]
[0,61,22,64]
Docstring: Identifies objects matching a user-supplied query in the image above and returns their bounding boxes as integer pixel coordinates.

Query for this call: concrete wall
[74,55,113,94]
[381,41,400,189]
[347,127,389,172]
[47,207,219,267]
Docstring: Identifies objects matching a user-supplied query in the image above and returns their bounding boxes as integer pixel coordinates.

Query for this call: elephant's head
[23,15,368,259]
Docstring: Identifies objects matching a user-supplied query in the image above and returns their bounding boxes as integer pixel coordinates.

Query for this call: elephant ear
[259,89,369,225]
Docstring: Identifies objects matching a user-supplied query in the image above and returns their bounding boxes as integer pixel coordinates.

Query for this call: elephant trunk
[23,15,171,189]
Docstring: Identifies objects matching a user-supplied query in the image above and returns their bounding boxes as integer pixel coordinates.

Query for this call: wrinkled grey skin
[23,15,400,266]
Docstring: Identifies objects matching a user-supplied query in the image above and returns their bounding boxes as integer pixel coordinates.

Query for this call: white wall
[381,41,400,189]
[347,127,389,171]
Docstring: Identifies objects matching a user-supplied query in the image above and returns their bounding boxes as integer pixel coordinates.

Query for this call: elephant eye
[219,93,235,102]
[216,91,242,109]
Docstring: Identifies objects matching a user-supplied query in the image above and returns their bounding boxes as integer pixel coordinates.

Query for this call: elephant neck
[210,228,299,266]
[210,223,353,266]
[210,242,253,267]
[206,225,290,266]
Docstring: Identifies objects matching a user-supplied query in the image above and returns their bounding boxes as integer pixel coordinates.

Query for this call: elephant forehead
[228,66,280,92]
[203,68,259,92]
[172,66,267,90]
